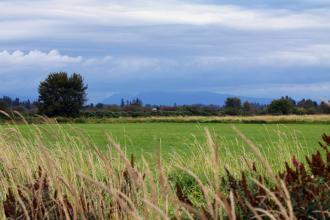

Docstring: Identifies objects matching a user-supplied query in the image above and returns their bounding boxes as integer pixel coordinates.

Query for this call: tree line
[0,72,329,118]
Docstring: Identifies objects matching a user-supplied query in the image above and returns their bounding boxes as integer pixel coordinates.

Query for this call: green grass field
[14,123,329,153]
[3,122,329,174]
[75,123,329,153]
[12,122,329,167]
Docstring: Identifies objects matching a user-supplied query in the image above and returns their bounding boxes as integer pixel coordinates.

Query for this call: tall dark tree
[2,96,12,109]
[12,98,20,107]
[297,99,318,114]
[225,97,241,108]
[120,98,125,107]
[242,101,254,116]
[223,97,242,115]
[283,95,296,106]
[38,72,87,117]
[131,98,143,107]
[268,96,295,115]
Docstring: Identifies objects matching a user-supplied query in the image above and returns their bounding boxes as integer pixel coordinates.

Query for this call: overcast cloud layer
[1,0,330,102]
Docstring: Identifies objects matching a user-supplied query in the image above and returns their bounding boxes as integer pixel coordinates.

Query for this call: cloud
[0,1,329,102]
[2,41,330,78]
[1,44,330,76]
[263,44,330,67]
[84,56,113,66]
[1,0,330,43]
[192,44,330,68]
[211,82,330,101]
[0,49,166,74]
[0,50,82,69]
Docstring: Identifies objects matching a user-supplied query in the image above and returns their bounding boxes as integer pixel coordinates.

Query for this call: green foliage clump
[226,134,330,219]
[268,96,296,115]
[175,134,330,219]
[169,170,204,205]
[38,72,87,117]
[223,97,242,115]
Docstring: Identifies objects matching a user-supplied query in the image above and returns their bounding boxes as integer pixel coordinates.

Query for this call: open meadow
[0,117,329,219]
[11,118,330,158]
[5,120,328,163]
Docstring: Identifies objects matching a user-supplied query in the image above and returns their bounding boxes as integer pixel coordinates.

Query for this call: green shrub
[175,134,330,219]
[73,117,87,123]
[169,170,204,205]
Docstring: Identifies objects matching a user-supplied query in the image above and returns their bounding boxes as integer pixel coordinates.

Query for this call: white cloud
[212,82,330,101]
[0,50,82,69]
[0,0,330,42]
[0,49,170,78]
[192,44,330,68]
[0,47,328,101]
[263,44,330,67]
[1,43,330,74]
[109,57,169,73]
[84,56,113,66]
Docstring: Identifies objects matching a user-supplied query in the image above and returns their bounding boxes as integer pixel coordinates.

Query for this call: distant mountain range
[102,91,272,106]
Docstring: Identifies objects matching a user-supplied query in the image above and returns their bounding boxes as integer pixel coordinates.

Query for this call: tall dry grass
[72,114,330,124]
[7,114,330,124]
[0,115,328,219]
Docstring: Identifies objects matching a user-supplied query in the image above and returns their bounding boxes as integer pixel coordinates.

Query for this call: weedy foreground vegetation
[0,116,329,219]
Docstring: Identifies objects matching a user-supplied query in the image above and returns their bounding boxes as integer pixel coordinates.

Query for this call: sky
[1,0,330,103]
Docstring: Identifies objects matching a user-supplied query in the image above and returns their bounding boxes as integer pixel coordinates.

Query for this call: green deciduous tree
[223,97,242,115]
[297,99,318,114]
[268,96,295,115]
[38,72,87,117]
[242,101,255,116]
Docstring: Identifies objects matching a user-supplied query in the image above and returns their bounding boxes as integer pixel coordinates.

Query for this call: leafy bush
[4,167,74,219]
[3,156,144,219]
[175,134,330,219]
[268,96,295,115]
[169,171,204,206]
